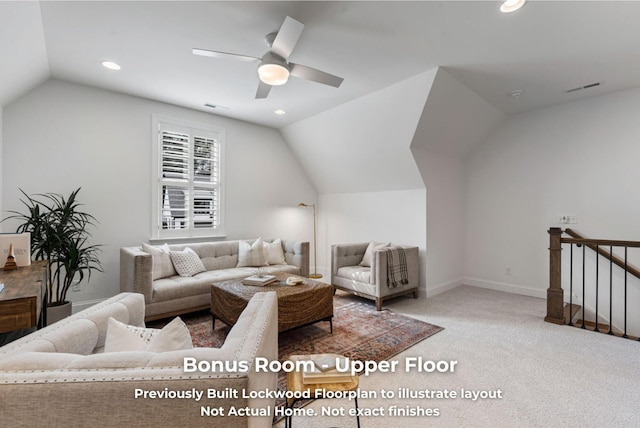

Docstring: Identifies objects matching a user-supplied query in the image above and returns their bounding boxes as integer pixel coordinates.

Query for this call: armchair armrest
[371,246,420,295]
[119,247,153,303]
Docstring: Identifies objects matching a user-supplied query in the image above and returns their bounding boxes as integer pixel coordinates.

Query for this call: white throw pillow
[264,238,286,265]
[104,317,193,353]
[359,241,391,267]
[237,238,268,267]
[142,242,177,280]
[169,247,206,277]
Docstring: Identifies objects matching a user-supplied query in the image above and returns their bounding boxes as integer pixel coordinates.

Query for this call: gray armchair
[331,242,420,310]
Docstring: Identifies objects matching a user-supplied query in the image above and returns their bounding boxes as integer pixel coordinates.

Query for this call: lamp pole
[298,203,322,279]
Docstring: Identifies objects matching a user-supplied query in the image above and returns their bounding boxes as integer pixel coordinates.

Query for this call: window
[151,116,224,239]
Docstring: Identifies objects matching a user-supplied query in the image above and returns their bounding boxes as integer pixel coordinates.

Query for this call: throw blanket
[386,247,409,288]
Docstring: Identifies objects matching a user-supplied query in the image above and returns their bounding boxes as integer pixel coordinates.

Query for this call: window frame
[151,115,226,240]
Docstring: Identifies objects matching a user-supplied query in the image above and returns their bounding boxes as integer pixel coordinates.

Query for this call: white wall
[317,189,427,291]
[409,68,504,296]
[412,149,466,295]
[3,79,317,306]
[465,87,640,298]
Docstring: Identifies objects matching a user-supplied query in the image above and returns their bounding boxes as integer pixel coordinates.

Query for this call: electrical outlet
[505,266,512,276]
[71,281,81,292]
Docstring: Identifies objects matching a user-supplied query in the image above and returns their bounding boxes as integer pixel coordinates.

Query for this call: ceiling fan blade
[290,63,344,88]
[255,81,272,99]
[271,16,305,60]
[192,48,259,63]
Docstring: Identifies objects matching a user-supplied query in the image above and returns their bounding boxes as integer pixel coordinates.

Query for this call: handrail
[547,227,640,337]
[563,228,640,280]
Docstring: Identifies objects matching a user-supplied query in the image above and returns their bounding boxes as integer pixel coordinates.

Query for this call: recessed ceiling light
[508,90,523,98]
[500,0,526,13]
[101,61,121,70]
[274,109,286,115]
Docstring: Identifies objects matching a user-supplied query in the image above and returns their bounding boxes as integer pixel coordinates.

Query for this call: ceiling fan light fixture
[500,0,526,13]
[258,63,289,86]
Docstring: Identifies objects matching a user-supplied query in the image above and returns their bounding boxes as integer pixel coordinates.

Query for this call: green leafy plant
[3,188,103,306]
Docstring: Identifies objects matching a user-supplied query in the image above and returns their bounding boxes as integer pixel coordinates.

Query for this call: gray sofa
[120,239,309,321]
[0,291,279,428]
[332,242,420,310]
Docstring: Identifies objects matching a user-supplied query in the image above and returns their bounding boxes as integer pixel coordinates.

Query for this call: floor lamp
[298,203,322,279]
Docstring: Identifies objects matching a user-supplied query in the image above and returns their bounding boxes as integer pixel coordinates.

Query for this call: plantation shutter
[156,120,223,237]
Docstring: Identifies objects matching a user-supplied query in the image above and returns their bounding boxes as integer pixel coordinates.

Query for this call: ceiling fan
[193,16,344,99]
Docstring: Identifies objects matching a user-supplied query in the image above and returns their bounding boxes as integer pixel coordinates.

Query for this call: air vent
[204,103,229,110]
[565,82,601,94]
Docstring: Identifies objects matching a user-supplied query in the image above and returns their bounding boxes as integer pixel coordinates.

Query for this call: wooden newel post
[545,227,565,325]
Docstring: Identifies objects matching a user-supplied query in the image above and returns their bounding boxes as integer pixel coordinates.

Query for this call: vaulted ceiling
[2,1,640,129]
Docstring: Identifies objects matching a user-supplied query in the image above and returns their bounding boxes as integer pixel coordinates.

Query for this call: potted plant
[2,188,103,322]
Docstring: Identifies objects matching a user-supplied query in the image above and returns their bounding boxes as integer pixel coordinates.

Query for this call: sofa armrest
[0,292,278,428]
[281,240,310,278]
[331,242,369,275]
[371,246,420,293]
[120,247,153,303]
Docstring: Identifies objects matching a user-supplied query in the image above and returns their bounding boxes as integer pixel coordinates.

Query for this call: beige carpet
[274,286,640,427]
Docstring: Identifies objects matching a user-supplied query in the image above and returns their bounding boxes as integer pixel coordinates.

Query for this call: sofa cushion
[359,241,390,267]
[196,241,239,271]
[264,238,286,265]
[337,266,371,284]
[170,247,207,277]
[237,238,268,267]
[142,242,177,280]
[104,317,193,353]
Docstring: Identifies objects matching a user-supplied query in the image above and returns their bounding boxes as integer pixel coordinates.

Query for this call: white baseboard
[427,278,464,298]
[463,277,546,299]
[71,298,107,314]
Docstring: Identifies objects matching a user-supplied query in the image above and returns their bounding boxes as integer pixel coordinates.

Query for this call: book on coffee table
[241,275,277,286]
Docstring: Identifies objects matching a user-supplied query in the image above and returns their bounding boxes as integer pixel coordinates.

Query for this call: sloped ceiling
[411,67,506,158]
[4,1,640,128]
[280,70,434,194]
[0,2,49,107]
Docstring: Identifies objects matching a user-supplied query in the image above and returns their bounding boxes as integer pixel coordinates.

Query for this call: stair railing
[546,227,640,339]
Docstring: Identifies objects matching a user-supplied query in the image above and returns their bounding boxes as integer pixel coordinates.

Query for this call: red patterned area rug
[151,296,443,418]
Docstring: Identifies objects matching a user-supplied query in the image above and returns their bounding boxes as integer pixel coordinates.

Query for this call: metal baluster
[582,244,586,329]
[594,245,599,333]
[569,244,574,326]
[623,246,628,339]
[608,245,613,335]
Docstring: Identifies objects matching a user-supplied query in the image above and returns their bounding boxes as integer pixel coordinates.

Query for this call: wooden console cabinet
[0,260,48,334]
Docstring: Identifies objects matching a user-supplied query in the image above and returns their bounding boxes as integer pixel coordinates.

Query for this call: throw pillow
[264,238,286,265]
[237,238,268,267]
[104,317,193,353]
[142,242,177,280]
[169,247,206,277]
[359,241,391,267]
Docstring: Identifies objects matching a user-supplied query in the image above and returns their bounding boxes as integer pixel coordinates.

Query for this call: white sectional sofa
[0,291,279,428]
[120,238,309,321]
